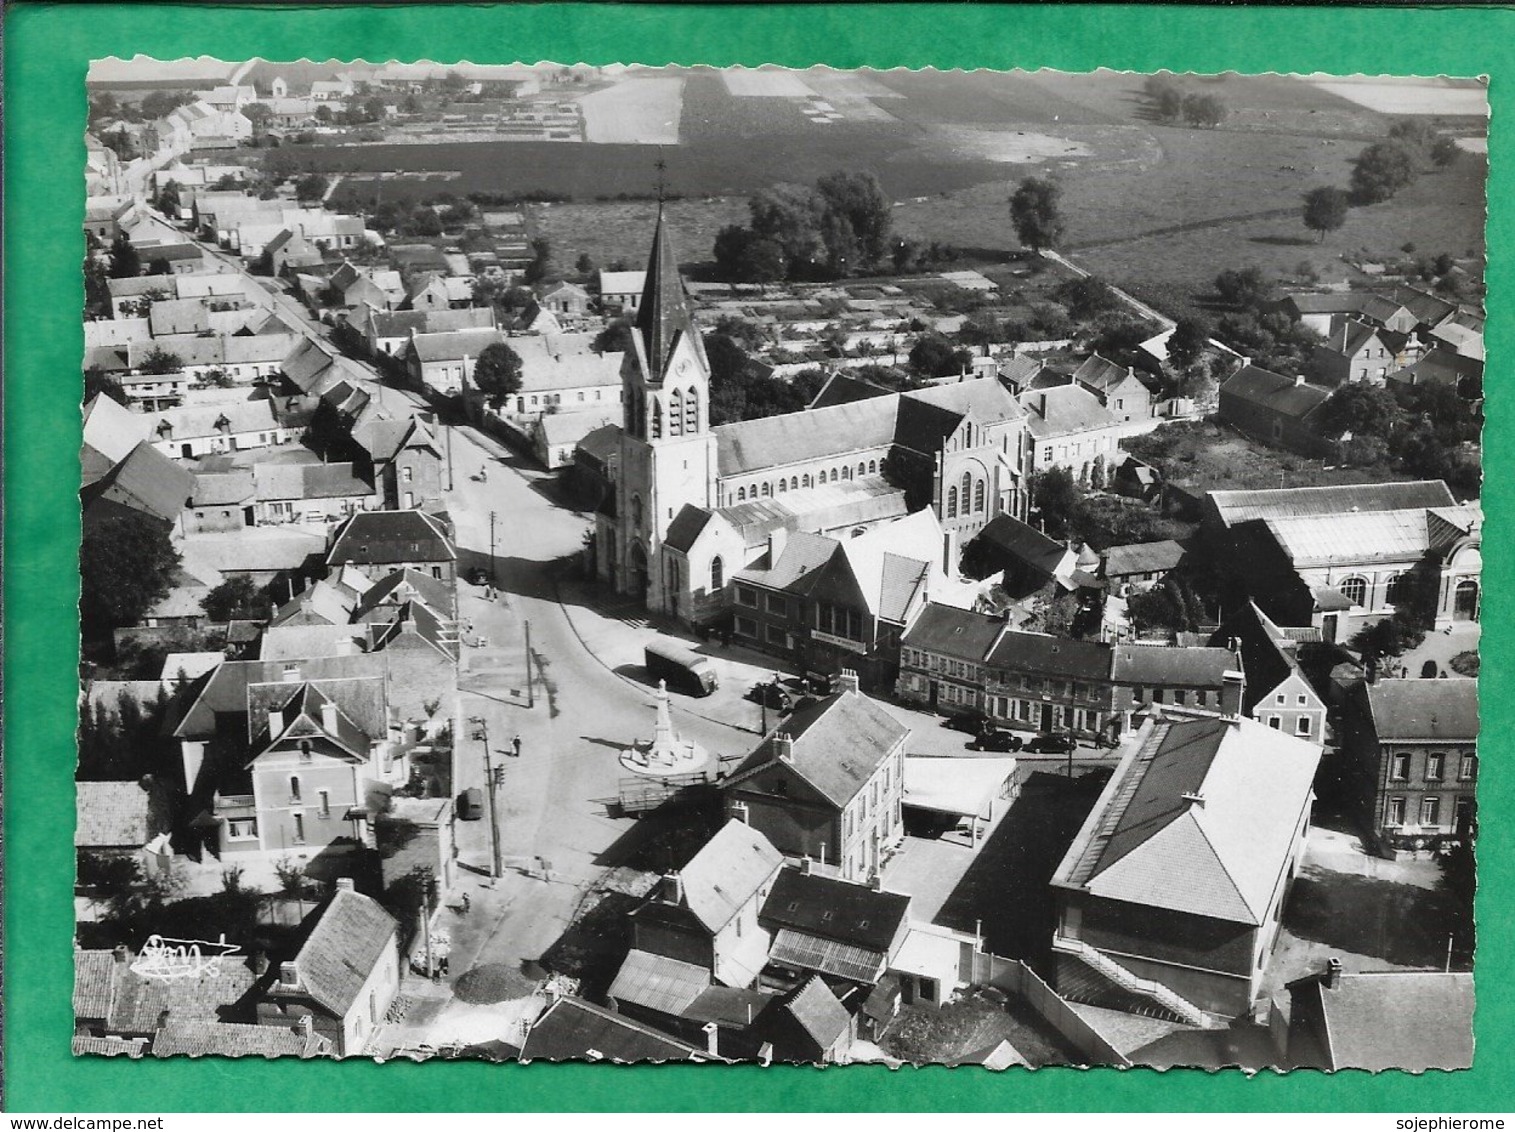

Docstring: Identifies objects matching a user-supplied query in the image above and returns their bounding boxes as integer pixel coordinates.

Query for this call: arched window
[684,386,698,434]
[974,479,986,513]
[668,388,683,437]
[858,462,867,476]
[843,466,852,480]
[631,495,644,529]
[868,460,877,474]
[632,390,644,438]
[711,557,724,592]
[289,775,302,801]
[1340,576,1368,607]
[830,468,839,483]
[737,487,747,501]
[947,486,959,518]
[650,398,662,439]
[961,472,972,508]
[1385,573,1405,605]
[761,482,771,497]
[777,479,787,494]
[802,474,812,489]
[791,476,799,490]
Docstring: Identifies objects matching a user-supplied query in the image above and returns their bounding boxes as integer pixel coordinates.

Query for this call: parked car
[458,787,485,820]
[942,710,991,735]
[645,640,719,697]
[1024,732,1077,754]
[748,681,793,711]
[466,567,491,586]
[968,729,1023,753]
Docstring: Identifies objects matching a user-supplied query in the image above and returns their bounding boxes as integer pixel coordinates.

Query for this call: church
[596,209,1036,629]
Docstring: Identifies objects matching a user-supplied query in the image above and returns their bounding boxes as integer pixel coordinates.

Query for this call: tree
[137,346,183,376]
[1053,275,1119,321]
[1431,135,1462,169]
[141,90,193,120]
[85,365,128,406]
[815,170,893,269]
[1168,316,1210,369]
[1319,382,1403,439]
[710,315,767,352]
[1033,466,1079,539]
[314,104,334,125]
[471,342,524,404]
[108,233,141,279]
[1213,266,1269,309]
[201,576,267,622]
[1127,585,1188,636]
[908,334,972,379]
[593,317,635,355]
[1155,87,1185,123]
[80,513,181,641]
[294,172,329,203]
[574,252,596,278]
[712,224,785,283]
[1181,93,1228,128]
[155,179,182,217]
[1009,177,1066,253]
[523,236,553,284]
[1301,186,1350,242]
[749,182,829,278]
[242,102,273,135]
[411,207,443,237]
[1350,141,1418,204]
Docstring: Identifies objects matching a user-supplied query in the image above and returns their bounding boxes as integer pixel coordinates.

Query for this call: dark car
[1024,732,1078,754]
[466,567,491,586]
[942,710,991,735]
[748,681,793,711]
[457,787,485,820]
[967,729,1023,753]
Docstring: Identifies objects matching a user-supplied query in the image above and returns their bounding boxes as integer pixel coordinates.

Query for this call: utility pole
[524,619,534,709]
[489,510,498,587]
[445,422,454,491]
[473,715,504,879]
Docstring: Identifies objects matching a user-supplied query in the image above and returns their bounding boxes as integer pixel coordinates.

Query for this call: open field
[578,77,683,144]
[721,67,815,98]
[526,197,748,274]
[1307,76,1489,117]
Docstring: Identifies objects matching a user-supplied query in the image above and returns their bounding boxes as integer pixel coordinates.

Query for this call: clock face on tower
[675,358,691,378]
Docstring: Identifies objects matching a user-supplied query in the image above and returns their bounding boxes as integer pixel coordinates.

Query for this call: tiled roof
[780,976,851,1050]
[1072,353,1139,393]
[192,470,256,506]
[973,514,1070,578]
[1366,679,1478,742]
[1219,366,1331,420]
[662,505,715,556]
[807,372,895,409]
[152,1019,328,1058]
[675,820,784,934]
[1291,970,1473,1071]
[520,996,708,1063]
[353,567,455,620]
[171,653,389,740]
[408,328,504,363]
[76,780,162,848]
[1101,540,1186,579]
[82,441,195,525]
[1206,480,1455,529]
[1388,347,1483,390]
[715,397,899,477]
[73,1035,148,1058]
[1020,383,1118,440]
[1109,643,1239,688]
[1209,602,1298,715]
[327,510,455,566]
[1390,284,1457,328]
[987,629,1110,682]
[1055,715,1321,925]
[725,690,908,809]
[290,889,398,1017]
[75,950,122,1021]
[901,603,1004,661]
[762,868,910,954]
[83,394,153,466]
[1321,318,1381,359]
[107,955,257,1035]
[141,400,281,441]
[607,950,710,1017]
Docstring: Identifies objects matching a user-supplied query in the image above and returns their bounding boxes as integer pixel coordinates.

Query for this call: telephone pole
[472,716,504,879]
[524,619,534,709]
[489,510,498,587]
[445,422,454,491]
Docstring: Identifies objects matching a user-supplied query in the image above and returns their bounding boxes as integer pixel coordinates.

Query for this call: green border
[5,2,1512,1112]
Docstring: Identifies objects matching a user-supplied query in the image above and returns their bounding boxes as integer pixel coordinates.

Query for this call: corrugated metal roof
[769,929,885,985]
[1207,481,1455,528]
[607,950,710,1017]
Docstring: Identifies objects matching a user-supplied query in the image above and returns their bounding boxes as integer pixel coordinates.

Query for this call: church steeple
[634,206,696,385]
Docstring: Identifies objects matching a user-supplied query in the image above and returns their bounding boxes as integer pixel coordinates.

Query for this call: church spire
[634,204,695,384]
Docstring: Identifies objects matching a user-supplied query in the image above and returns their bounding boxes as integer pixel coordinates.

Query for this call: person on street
[512,735,523,758]
[460,892,471,914]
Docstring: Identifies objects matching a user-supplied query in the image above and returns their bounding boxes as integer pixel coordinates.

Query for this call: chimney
[836,669,860,695]
[296,1014,315,1041]
[1295,374,1307,387]
[1220,669,1245,718]
[869,873,883,892]
[1182,791,1206,809]
[773,732,794,763]
[113,944,131,965]
[663,871,685,905]
[281,663,302,683]
[251,950,269,977]
[702,1021,720,1057]
[1325,956,1343,989]
[279,961,299,987]
[320,700,339,734]
[730,800,750,826]
[768,526,789,564]
[1038,392,1048,418]
[335,877,355,892]
[800,856,813,876]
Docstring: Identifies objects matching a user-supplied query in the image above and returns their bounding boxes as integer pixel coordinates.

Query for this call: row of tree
[1141,74,1229,129]
[712,171,894,283]
[1299,117,1464,243]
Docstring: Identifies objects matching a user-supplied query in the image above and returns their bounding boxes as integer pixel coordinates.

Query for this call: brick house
[325,510,456,583]
[1217,366,1333,456]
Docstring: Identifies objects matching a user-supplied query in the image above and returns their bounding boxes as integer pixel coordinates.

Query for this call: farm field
[1306,75,1490,117]
[525,197,748,276]
[578,77,683,144]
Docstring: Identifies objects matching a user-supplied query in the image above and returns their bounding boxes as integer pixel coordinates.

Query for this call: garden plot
[721,66,816,98]
[578,77,684,144]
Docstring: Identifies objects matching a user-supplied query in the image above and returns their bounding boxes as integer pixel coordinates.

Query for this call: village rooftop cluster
[76,60,1480,1071]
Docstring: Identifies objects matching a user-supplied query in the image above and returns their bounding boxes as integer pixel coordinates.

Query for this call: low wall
[976,952,1132,1068]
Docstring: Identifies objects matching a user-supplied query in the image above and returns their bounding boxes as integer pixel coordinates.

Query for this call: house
[519,996,712,1063]
[1099,540,1186,596]
[1108,643,1245,723]
[256,882,400,1057]
[598,269,647,315]
[611,819,785,1018]
[349,415,444,510]
[404,328,507,397]
[1071,354,1155,423]
[184,470,256,533]
[325,509,456,582]
[85,195,136,242]
[761,975,855,1065]
[1204,481,1479,640]
[406,273,475,313]
[1217,366,1333,456]
[81,441,195,533]
[759,866,912,990]
[1342,678,1477,851]
[1210,601,1327,743]
[328,262,405,311]
[962,513,1090,596]
[150,1018,330,1059]
[1386,347,1484,399]
[728,508,951,690]
[540,280,592,320]
[500,333,624,419]
[1050,711,1321,1019]
[1308,318,1413,387]
[142,401,289,460]
[1281,963,1473,1071]
[82,394,153,483]
[140,242,211,276]
[721,673,907,883]
[75,945,258,1042]
[360,305,496,358]
[253,462,374,525]
[531,409,617,471]
[1019,384,1124,479]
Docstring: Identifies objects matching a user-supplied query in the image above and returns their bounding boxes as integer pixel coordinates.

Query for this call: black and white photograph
[76,58,1484,1071]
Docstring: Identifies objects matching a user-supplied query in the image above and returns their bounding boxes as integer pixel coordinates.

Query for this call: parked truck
[644,640,719,697]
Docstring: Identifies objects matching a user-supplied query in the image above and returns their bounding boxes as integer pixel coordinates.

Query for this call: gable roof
[1365,679,1478,742]
[82,441,196,525]
[762,868,911,953]
[170,653,389,740]
[724,689,908,810]
[106,954,257,1035]
[1289,970,1474,1071]
[987,629,1110,681]
[83,393,154,467]
[75,950,122,1021]
[76,780,163,847]
[973,514,1070,578]
[520,996,708,1063]
[1054,715,1321,925]
[715,396,899,477]
[900,602,1004,661]
[289,889,398,1017]
[1020,383,1119,439]
[352,567,456,620]
[1220,366,1331,421]
[1109,642,1240,688]
[1101,539,1186,579]
[1072,353,1141,394]
[1206,480,1456,529]
[807,371,896,410]
[152,1018,328,1059]
[326,510,455,566]
[606,950,710,1018]
[1209,601,1301,714]
[1263,508,1440,568]
[408,328,504,363]
[779,976,852,1051]
[674,820,785,934]
[1321,318,1382,359]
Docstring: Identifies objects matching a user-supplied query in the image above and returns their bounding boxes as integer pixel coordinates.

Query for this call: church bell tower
[612,206,718,613]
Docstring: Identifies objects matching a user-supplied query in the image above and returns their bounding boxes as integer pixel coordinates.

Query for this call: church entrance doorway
[629,543,649,604]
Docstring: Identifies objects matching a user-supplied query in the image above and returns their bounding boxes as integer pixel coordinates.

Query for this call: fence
[973,951,1132,1067]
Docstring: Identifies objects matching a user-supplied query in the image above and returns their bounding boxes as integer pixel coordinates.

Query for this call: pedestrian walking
[512,735,522,758]
[460,892,471,914]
